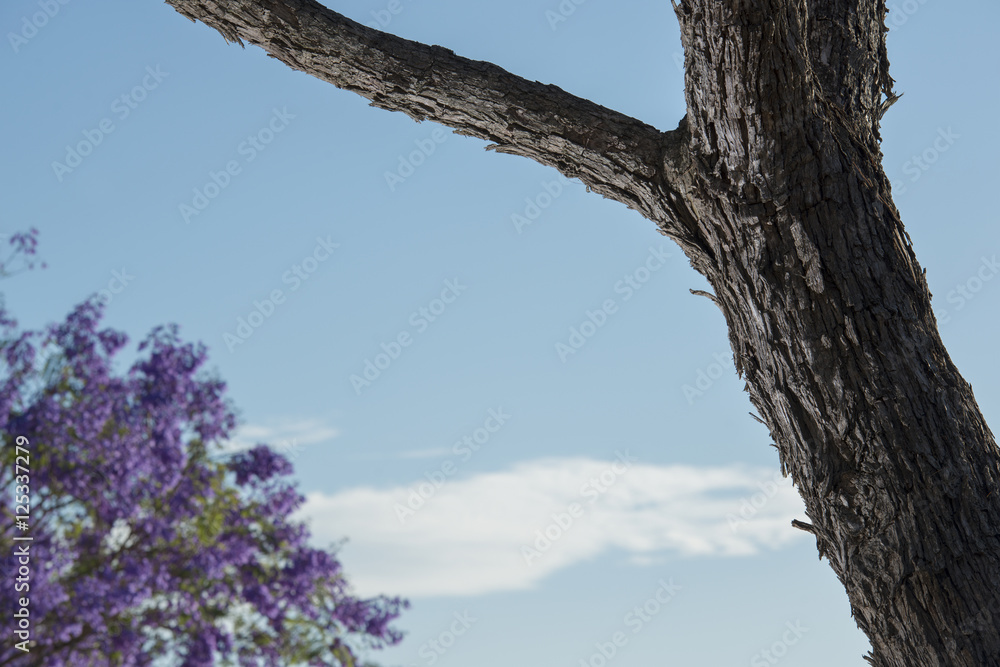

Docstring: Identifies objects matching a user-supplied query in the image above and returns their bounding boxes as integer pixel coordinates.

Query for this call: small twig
[791,519,816,534]
[690,289,725,315]
[878,91,903,120]
[689,288,719,304]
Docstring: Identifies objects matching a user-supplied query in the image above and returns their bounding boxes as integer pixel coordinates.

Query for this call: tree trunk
[162,1,1000,664]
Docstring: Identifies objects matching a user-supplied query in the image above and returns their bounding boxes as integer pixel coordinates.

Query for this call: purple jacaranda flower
[0,295,407,666]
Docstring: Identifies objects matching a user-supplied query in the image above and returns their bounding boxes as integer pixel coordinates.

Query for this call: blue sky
[3,0,999,665]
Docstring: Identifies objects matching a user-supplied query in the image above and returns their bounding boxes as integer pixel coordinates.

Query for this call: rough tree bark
[162,1,1000,664]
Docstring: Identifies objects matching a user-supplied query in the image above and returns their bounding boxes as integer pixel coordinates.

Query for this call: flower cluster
[0,298,406,666]
[0,228,46,277]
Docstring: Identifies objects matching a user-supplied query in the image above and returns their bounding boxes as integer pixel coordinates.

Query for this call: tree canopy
[1,233,406,666]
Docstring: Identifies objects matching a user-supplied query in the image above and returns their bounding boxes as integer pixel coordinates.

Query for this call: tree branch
[163,0,700,242]
[162,2,1000,663]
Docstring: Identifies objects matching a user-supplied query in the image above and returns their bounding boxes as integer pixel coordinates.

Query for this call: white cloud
[220,418,339,457]
[296,456,808,598]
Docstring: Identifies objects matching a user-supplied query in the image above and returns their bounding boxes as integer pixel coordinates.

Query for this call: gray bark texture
[162,1,1000,664]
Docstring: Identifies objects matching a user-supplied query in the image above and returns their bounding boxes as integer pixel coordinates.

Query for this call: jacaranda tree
[0,233,406,666]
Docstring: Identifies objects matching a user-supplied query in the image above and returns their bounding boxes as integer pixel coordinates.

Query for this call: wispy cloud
[396,447,452,460]
[296,457,807,598]
[219,418,339,454]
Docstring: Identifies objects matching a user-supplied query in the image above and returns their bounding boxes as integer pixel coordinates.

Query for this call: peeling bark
[163,1,1000,664]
